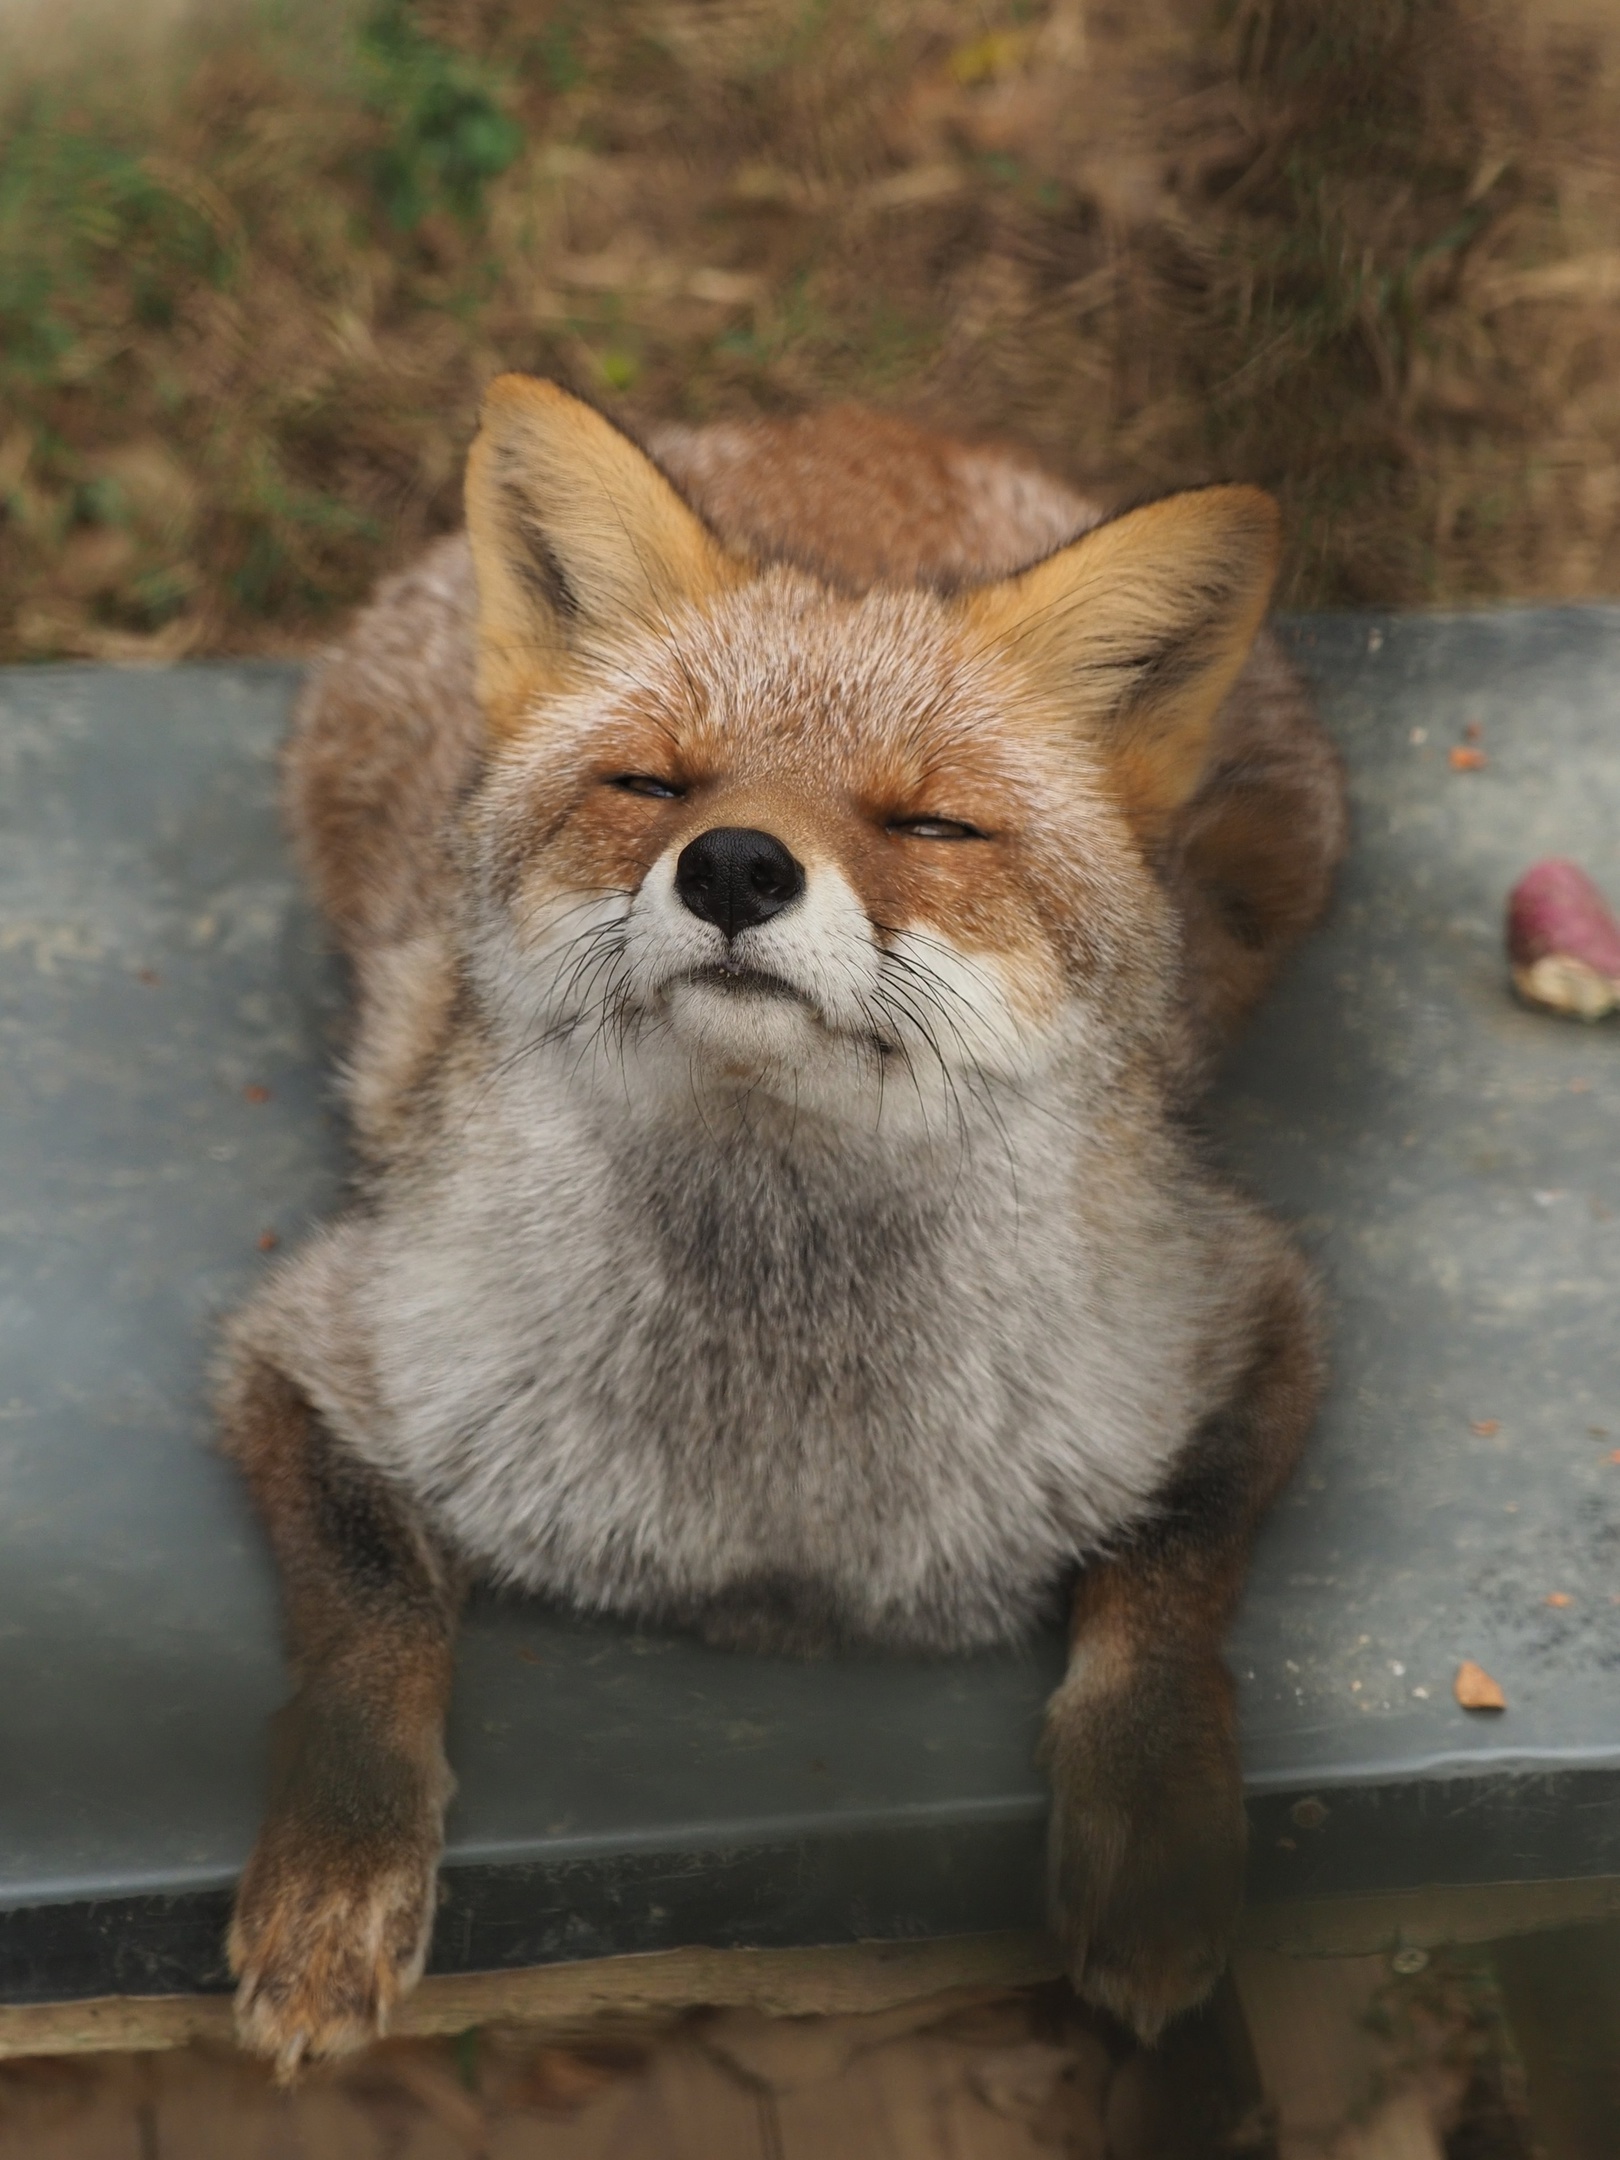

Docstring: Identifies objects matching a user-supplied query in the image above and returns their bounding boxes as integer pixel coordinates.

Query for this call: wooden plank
[0,1933,1062,2060]
[10,1882,1618,2064]
[1239,1876,1620,1960]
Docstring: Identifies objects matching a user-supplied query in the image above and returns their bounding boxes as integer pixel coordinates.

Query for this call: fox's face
[464,379,1280,1128]
[475,578,1162,1122]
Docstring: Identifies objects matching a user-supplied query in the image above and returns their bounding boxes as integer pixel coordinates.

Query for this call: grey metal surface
[1225,611,1620,1788]
[1,613,1618,1998]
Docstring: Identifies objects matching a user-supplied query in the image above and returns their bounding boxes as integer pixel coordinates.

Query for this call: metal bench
[2,609,1617,2051]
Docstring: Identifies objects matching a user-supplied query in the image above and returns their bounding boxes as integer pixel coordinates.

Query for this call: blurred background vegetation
[3,0,1620,660]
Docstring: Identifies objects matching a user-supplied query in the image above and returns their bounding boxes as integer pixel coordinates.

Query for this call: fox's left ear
[960,486,1281,832]
[465,374,745,737]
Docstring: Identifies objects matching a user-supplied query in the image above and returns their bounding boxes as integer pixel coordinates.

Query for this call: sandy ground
[0,1957,1542,2160]
[0,1989,1212,2160]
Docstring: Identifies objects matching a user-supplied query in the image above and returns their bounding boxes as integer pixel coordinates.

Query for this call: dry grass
[4,0,1620,662]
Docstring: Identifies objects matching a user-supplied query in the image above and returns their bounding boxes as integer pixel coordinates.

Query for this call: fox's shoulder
[647,407,1101,588]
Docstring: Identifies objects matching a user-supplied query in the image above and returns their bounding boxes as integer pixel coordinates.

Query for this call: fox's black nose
[675,827,804,938]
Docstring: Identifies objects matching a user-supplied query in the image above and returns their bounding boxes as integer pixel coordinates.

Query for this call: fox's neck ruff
[604,1106,963,1365]
[472,959,1106,1233]
[350,1025,1202,1656]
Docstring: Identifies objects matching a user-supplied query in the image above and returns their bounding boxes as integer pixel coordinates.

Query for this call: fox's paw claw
[1043,1655,1246,2044]
[229,1852,436,2078]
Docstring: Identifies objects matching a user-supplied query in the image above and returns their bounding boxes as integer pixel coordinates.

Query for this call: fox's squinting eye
[608,774,685,800]
[887,816,987,842]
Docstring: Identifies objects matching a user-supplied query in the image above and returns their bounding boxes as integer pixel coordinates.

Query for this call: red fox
[218,378,1346,2073]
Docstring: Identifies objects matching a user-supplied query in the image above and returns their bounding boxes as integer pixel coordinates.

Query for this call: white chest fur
[348,1068,1206,1653]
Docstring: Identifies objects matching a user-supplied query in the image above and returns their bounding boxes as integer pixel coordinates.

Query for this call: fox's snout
[673,826,805,939]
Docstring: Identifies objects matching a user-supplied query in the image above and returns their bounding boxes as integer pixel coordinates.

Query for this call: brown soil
[3,1,1620,663]
[0,1959,1537,2159]
[0,1986,1234,2160]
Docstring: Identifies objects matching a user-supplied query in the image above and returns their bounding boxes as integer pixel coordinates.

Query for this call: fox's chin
[663,975,826,1073]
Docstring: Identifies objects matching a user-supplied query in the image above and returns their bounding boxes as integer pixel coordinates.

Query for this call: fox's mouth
[677,962,814,1009]
[673,963,903,1055]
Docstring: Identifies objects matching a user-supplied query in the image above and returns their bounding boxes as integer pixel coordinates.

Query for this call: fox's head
[463,376,1279,1132]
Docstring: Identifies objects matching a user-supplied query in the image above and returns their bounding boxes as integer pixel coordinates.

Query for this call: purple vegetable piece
[1507,857,1620,1019]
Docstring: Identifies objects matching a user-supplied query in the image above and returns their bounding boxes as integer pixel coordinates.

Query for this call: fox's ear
[961,486,1281,832]
[465,374,743,736]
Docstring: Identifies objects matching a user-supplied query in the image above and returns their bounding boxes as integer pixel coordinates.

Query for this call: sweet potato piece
[1506,858,1620,1020]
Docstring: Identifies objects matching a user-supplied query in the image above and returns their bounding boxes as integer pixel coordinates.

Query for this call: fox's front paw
[229,1830,439,2077]
[1042,1651,1246,2043]
[229,1852,437,2075]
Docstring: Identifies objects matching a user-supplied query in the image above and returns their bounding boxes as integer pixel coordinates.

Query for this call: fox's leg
[1043,1250,1321,2042]
[219,1350,461,2077]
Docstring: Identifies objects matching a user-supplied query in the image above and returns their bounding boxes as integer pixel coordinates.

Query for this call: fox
[217,376,1347,2074]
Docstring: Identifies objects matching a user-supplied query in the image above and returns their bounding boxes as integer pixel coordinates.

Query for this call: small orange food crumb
[1455,1660,1507,1711]
[1545,1593,1572,1608]
[1471,1419,1500,1437]
[1449,745,1488,771]
[256,1230,279,1252]
[243,1083,271,1104]
[1610,1451,1620,1466]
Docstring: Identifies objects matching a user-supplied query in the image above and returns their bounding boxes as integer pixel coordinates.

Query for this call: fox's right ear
[960,485,1281,838]
[464,375,744,738]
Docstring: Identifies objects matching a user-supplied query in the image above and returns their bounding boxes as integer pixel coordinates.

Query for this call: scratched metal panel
[1,614,1617,1999]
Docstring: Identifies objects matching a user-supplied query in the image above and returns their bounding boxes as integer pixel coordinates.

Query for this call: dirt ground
[0,1963,1541,2160]
[4,0,1620,664]
[0,1990,1235,2160]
